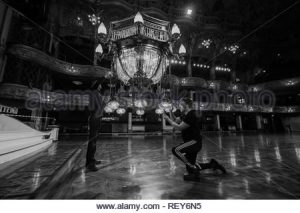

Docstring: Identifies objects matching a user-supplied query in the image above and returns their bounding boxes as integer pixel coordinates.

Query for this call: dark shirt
[88,90,105,119]
[181,110,202,142]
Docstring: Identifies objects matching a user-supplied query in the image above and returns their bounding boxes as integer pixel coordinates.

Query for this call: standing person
[86,83,105,172]
[163,97,226,178]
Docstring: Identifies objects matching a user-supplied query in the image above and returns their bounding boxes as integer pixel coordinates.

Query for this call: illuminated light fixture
[286,80,296,86]
[107,100,120,110]
[202,39,212,48]
[136,109,145,116]
[134,99,147,108]
[159,101,173,112]
[104,106,113,113]
[179,44,186,55]
[88,14,101,25]
[97,12,183,85]
[155,108,164,114]
[134,12,144,24]
[98,22,107,34]
[171,23,180,35]
[116,108,126,115]
[72,81,82,85]
[187,9,193,15]
[95,44,103,54]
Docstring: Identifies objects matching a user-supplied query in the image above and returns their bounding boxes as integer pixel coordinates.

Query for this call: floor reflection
[47,134,300,199]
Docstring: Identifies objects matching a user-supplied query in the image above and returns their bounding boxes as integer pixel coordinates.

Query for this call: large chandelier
[96,12,185,85]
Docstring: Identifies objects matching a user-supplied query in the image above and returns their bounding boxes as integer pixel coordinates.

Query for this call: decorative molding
[7,44,110,79]
[0,83,89,107]
[1,83,299,114]
[6,45,300,93]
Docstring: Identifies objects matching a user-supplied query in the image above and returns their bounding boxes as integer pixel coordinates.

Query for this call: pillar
[231,56,237,82]
[32,108,43,131]
[162,114,166,131]
[215,114,221,131]
[236,114,243,131]
[256,114,262,130]
[190,91,194,101]
[187,56,192,77]
[0,3,12,82]
[210,66,216,80]
[128,112,132,133]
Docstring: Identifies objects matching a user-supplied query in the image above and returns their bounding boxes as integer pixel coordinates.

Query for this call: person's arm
[169,108,181,123]
[164,112,189,131]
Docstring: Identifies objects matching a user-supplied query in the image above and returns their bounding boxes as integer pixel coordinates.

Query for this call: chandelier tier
[96,12,184,85]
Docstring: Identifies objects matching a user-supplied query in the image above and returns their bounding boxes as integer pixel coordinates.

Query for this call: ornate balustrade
[7,44,109,78]
[0,83,299,114]
[6,45,300,93]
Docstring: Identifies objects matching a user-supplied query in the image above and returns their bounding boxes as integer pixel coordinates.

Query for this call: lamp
[134,12,144,24]
[171,24,180,35]
[179,44,186,55]
[116,108,126,115]
[187,9,193,15]
[134,99,147,108]
[155,108,164,114]
[136,109,145,116]
[98,22,107,34]
[95,44,103,54]
[104,106,113,113]
[107,100,120,110]
[95,12,184,85]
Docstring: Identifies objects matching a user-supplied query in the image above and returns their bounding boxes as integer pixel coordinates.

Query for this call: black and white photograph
[0,0,300,211]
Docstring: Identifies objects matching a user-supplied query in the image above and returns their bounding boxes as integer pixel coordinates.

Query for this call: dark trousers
[86,115,101,166]
[172,139,202,173]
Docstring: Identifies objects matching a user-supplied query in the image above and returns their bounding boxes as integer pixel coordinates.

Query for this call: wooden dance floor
[52,133,300,199]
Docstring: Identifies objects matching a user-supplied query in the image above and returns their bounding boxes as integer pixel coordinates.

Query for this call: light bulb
[134,12,144,23]
[155,108,163,115]
[95,44,103,54]
[116,108,126,115]
[171,23,180,35]
[179,44,186,54]
[98,22,107,34]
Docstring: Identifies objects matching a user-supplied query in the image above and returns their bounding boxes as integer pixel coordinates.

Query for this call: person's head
[179,97,193,112]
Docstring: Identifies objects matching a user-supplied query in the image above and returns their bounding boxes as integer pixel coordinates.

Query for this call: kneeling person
[164,98,226,179]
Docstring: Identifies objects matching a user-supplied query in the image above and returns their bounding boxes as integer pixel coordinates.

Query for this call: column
[0,4,12,82]
[187,56,192,77]
[231,56,237,82]
[128,112,132,133]
[210,66,216,80]
[162,114,166,131]
[215,114,221,131]
[32,108,43,131]
[236,114,243,131]
[190,91,194,101]
[256,114,262,130]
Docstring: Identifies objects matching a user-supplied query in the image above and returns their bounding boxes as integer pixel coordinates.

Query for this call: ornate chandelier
[96,12,185,85]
